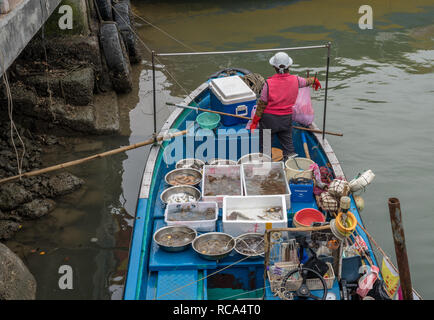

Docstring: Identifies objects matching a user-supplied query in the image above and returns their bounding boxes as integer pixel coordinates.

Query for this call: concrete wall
[0,0,62,75]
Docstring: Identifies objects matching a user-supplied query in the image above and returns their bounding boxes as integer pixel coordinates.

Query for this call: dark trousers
[259,113,295,157]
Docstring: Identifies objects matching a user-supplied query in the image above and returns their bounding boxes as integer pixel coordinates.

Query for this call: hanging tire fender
[113,1,140,64]
[95,0,113,21]
[99,21,133,93]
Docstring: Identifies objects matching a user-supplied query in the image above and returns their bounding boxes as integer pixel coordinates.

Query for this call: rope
[0,49,26,179]
[126,4,196,52]
[110,4,197,105]
[155,255,251,299]
[241,73,265,96]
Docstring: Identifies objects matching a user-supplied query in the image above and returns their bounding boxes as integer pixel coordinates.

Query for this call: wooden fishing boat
[123,66,383,301]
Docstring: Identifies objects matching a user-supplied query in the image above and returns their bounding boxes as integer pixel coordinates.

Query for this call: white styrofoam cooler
[241,162,291,209]
[202,165,243,208]
[209,76,257,126]
[164,201,218,232]
[222,195,288,237]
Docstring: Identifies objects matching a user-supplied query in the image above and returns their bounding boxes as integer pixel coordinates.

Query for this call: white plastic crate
[164,201,218,232]
[222,195,287,237]
[202,165,243,208]
[241,162,291,209]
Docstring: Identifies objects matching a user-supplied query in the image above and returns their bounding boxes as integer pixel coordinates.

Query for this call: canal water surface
[6,0,434,299]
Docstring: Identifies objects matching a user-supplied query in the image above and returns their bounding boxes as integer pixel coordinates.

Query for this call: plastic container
[209,76,256,126]
[241,162,291,209]
[284,157,315,180]
[196,112,221,129]
[164,201,218,232]
[289,181,314,203]
[293,208,325,228]
[202,165,242,208]
[223,195,287,237]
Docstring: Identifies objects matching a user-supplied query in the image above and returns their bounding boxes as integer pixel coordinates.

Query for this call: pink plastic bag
[357,265,380,298]
[293,87,314,126]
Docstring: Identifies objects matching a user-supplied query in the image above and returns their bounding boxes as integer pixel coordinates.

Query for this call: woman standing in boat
[250,52,321,161]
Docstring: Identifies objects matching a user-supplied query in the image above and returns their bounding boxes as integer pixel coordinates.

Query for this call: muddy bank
[0,0,142,299]
[0,121,85,240]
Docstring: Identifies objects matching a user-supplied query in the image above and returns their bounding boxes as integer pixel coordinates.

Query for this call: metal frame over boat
[123,44,380,300]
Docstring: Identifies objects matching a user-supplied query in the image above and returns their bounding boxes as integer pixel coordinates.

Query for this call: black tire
[99,22,133,93]
[95,0,113,21]
[113,1,140,64]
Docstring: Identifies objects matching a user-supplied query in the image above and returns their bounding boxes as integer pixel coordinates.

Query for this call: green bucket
[196,112,221,130]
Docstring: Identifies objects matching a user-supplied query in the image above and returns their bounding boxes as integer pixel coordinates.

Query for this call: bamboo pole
[0,129,188,185]
[167,102,343,137]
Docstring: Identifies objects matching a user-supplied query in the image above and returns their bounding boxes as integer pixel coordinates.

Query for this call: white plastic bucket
[284,157,315,180]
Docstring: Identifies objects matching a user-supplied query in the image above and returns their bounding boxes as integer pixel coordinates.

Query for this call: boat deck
[125,82,379,300]
[142,121,373,300]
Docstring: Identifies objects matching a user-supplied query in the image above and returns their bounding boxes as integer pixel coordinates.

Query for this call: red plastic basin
[293,208,325,227]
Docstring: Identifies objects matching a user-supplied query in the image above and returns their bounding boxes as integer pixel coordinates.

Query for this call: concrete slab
[0,0,62,74]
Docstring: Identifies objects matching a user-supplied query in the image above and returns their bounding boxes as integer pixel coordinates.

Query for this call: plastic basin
[293,208,325,228]
[196,112,220,130]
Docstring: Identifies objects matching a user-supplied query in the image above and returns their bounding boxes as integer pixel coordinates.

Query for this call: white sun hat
[269,52,293,71]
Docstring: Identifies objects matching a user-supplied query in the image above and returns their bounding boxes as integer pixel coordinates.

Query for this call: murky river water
[6,0,434,299]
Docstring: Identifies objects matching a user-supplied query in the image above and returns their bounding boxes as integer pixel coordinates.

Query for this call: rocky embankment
[0,120,84,240]
[0,0,140,299]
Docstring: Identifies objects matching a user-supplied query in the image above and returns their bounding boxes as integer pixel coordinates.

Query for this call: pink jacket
[264,73,299,115]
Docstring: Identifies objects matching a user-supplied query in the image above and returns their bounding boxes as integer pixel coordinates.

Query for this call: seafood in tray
[223,195,288,237]
[165,168,202,186]
[242,162,291,208]
[234,233,265,257]
[226,206,283,221]
[153,225,197,252]
[160,185,201,205]
[176,158,205,171]
[192,232,235,260]
[202,165,242,206]
[164,201,218,232]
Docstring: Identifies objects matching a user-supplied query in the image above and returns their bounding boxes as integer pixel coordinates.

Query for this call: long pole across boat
[166,102,343,137]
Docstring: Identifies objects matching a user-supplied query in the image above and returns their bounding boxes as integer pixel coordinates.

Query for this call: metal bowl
[153,225,197,252]
[234,233,265,258]
[165,168,203,187]
[160,185,201,205]
[237,153,272,164]
[176,158,205,171]
[192,232,235,260]
[208,158,237,166]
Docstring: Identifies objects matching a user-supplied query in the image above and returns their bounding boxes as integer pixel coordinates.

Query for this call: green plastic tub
[196,112,221,130]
